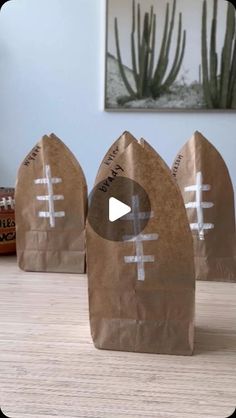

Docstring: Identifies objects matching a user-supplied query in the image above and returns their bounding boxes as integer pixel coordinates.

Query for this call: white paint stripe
[37,195,64,201]
[124,255,155,263]
[185,202,214,209]
[44,165,56,227]
[184,185,211,192]
[34,164,65,228]
[122,195,158,281]
[38,211,65,218]
[0,198,7,210]
[0,197,15,210]
[195,172,204,234]
[190,223,214,230]
[123,233,159,242]
[34,178,62,185]
[185,171,214,241]
[132,196,145,280]
[1,198,6,210]
[123,211,154,221]
[10,198,15,209]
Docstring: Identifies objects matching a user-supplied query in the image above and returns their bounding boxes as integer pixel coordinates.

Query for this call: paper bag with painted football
[0,187,16,254]
[87,136,195,355]
[172,131,236,282]
[15,133,87,273]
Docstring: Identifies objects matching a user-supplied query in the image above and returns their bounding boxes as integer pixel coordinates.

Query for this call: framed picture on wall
[105,0,236,111]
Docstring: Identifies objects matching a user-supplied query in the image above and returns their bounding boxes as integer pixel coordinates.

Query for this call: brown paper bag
[172,131,236,282]
[87,135,195,355]
[95,131,136,184]
[15,133,87,273]
[0,187,16,254]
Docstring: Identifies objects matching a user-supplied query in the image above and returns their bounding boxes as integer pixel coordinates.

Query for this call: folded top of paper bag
[95,131,136,184]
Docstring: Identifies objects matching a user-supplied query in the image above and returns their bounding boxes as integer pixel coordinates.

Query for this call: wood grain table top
[0,256,235,418]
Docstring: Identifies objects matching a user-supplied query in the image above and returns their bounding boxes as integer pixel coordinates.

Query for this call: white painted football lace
[34,164,65,228]
[184,171,214,241]
[123,195,158,281]
[0,196,15,210]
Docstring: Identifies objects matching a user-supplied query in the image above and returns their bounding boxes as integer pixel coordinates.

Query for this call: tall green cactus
[201,0,236,109]
[114,0,186,102]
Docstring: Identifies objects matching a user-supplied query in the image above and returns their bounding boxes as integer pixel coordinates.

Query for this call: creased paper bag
[0,187,16,254]
[95,131,136,184]
[172,131,236,282]
[87,134,195,355]
[15,133,87,273]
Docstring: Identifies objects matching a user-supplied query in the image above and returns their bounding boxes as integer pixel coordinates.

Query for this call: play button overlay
[109,197,131,222]
[88,177,151,241]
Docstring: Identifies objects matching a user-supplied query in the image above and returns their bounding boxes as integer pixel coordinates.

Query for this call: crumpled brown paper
[172,131,236,282]
[15,133,87,273]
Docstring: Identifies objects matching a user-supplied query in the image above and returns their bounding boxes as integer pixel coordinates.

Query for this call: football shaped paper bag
[172,131,236,282]
[95,130,136,184]
[15,133,87,273]
[0,187,16,254]
[87,134,195,355]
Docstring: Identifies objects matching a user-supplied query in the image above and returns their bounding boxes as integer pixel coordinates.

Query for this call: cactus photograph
[105,0,236,110]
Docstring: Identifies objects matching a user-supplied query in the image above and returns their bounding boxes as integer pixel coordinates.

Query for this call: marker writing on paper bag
[24,146,41,167]
[104,146,119,166]
[172,154,183,177]
[99,165,124,192]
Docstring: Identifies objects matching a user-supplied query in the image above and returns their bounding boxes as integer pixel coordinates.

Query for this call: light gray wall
[0,0,235,193]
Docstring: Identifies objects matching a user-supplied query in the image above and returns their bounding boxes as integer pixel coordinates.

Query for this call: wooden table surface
[0,256,235,418]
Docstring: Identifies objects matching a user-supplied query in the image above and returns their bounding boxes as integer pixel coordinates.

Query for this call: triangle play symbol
[109,197,131,222]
